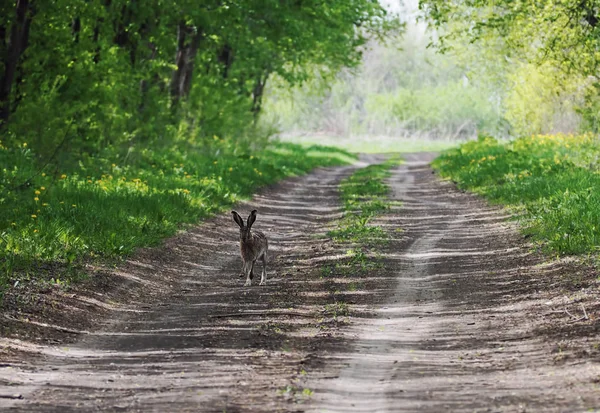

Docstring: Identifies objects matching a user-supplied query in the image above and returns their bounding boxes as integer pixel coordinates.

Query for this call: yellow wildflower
[40,187,45,191]
[35,190,41,195]
[31,214,37,218]
[34,229,38,233]
[34,197,39,201]
[60,174,67,179]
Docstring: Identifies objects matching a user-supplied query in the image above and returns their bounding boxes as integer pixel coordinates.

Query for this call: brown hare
[232,210,268,286]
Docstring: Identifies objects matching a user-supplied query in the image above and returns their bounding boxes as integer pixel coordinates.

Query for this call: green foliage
[419,0,600,134]
[1,1,399,156]
[432,133,600,255]
[0,140,354,292]
[503,63,586,136]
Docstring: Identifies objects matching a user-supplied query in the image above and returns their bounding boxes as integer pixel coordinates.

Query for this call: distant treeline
[268,1,600,140]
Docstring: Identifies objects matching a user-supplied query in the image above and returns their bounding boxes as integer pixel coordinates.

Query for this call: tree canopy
[419,0,600,133]
[0,0,399,158]
[420,0,600,74]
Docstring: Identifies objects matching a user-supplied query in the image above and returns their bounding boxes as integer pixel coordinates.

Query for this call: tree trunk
[139,41,158,113]
[180,29,203,98]
[218,44,234,79]
[251,70,270,121]
[72,17,81,43]
[170,22,203,106]
[113,4,136,65]
[0,0,34,126]
[170,21,187,105]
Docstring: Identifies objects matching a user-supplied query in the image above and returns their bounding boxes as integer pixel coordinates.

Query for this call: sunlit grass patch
[432,133,600,255]
[0,141,355,292]
[328,158,400,246]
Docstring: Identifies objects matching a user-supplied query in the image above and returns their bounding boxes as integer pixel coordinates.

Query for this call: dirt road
[1,153,599,412]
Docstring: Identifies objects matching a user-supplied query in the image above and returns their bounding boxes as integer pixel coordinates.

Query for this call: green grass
[432,133,600,255]
[328,158,399,245]
[324,157,400,279]
[0,139,355,292]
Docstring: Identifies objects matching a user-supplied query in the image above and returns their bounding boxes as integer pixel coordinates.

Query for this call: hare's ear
[232,211,244,228]
[247,209,257,229]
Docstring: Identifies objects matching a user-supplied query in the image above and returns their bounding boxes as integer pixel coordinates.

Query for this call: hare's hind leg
[259,252,267,286]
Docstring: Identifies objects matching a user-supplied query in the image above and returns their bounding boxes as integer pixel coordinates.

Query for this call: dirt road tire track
[1,152,599,412]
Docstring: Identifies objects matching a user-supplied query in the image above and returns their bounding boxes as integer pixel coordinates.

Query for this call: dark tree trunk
[0,0,34,126]
[13,8,32,110]
[113,4,136,65]
[72,17,81,43]
[218,44,234,79]
[180,31,202,97]
[170,22,203,106]
[92,0,113,64]
[0,24,7,61]
[169,21,187,104]
[251,70,270,121]
[139,41,158,113]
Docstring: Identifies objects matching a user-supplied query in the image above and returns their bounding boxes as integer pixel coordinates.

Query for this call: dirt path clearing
[1,153,599,412]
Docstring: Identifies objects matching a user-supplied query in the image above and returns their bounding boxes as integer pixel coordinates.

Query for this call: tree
[0,0,35,126]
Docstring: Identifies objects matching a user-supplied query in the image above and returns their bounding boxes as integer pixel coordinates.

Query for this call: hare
[232,210,268,286]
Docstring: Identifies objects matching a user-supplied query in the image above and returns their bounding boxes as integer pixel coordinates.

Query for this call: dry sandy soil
[0,152,599,412]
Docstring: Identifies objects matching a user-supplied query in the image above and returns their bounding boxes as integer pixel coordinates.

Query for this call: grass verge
[432,133,600,255]
[323,157,400,280]
[0,140,355,294]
